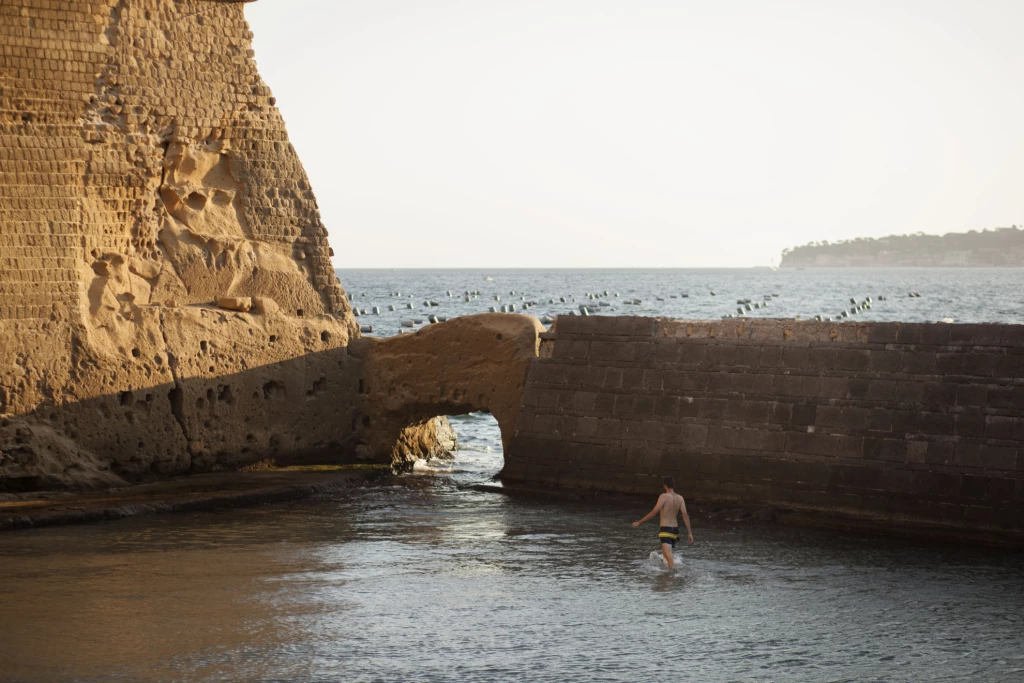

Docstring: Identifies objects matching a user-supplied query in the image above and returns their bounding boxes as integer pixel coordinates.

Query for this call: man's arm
[632,496,664,527]
[680,496,693,543]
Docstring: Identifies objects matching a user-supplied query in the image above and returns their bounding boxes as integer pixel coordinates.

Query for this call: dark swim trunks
[659,526,680,548]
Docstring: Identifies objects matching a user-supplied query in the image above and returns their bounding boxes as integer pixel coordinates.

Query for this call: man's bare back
[657,491,686,527]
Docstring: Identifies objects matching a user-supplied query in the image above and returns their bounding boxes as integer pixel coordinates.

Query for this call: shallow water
[1,414,1023,682]
[340,267,1024,338]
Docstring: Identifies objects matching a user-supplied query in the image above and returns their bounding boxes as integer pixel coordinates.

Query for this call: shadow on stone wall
[1,346,371,492]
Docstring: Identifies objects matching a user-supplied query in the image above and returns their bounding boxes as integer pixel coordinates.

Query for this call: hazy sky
[246,1,1024,268]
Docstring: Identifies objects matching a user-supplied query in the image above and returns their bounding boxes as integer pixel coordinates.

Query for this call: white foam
[646,550,683,570]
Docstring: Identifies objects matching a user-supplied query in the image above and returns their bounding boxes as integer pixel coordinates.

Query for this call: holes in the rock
[263,381,287,400]
[362,415,371,427]
[268,335,278,344]
[496,333,503,340]
[185,192,207,211]
[218,385,235,405]
[320,330,330,343]
[196,397,205,408]
[200,340,208,353]
[154,355,163,365]
[131,347,141,358]
[120,391,134,408]
[168,387,184,423]
[251,391,260,401]
[296,309,304,317]
[269,434,281,450]
[246,433,256,443]
[145,394,154,403]
[211,189,231,206]
[306,376,327,397]
[138,441,144,449]
[358,379,365,394]
[206,388,215,403]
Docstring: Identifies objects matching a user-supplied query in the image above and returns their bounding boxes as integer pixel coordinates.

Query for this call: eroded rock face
[0,1,360,489]
[352,314,544,466]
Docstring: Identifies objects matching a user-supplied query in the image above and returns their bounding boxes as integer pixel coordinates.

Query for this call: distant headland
[779,226,1024,267]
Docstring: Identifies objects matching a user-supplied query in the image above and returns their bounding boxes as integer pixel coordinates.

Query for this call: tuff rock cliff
[0,0,449,490]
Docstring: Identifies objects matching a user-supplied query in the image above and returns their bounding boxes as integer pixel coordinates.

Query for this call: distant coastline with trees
[779,226,1024,267]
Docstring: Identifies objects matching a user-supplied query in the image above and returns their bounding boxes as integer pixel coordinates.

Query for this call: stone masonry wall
[505,316,1024,542]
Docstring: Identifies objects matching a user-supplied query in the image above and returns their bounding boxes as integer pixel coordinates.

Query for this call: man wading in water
[632,477,693,569]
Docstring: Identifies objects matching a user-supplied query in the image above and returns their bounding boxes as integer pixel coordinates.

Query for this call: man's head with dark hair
[663,476,675,490]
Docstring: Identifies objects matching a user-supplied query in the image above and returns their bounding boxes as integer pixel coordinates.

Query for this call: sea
[1,268,1023,682]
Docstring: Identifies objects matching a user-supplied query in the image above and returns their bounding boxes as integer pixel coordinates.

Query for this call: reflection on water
[1,413,1023,682]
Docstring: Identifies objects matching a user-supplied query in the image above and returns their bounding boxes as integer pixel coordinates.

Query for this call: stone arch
[350,313,544,467]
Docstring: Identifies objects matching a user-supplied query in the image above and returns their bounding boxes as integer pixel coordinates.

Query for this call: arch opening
[408,412,504,483]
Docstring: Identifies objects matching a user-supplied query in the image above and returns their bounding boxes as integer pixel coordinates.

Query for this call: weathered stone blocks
[506,316,1024,543]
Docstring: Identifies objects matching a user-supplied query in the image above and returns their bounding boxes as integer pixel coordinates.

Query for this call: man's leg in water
[661,542,674,569]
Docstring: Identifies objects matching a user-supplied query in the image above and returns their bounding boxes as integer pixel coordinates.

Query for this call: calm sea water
[339,267,1024,338]
[1,413,1023,682]
[2,269,1023,682]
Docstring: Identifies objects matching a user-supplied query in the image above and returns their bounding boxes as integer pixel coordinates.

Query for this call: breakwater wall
[504,316,1024,543]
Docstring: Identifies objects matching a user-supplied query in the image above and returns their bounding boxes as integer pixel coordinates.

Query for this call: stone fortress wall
[0,0,368,489]
[504,316,1024,543]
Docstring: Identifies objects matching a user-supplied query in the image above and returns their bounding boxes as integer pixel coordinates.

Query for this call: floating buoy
[681,293,689,298]
[710,291,716,295]
[372,307,380,315]
[509,304,517,312]
[737,307,744,315]
[489,306,497,313]
[427,314,438,324]
[401,319,415,327]
[388,304,396,312]
[560,296,566,303]
[580,307,590,316]
[407,302,415,309]
[360,325,373,333]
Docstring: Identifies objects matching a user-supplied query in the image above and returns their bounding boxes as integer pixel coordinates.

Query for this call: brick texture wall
[505,316,1024,540]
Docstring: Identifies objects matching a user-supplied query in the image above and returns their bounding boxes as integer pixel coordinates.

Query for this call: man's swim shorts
[659,526,679,548]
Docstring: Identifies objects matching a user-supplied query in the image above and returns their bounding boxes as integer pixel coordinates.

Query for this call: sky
[246,0,1024,268]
